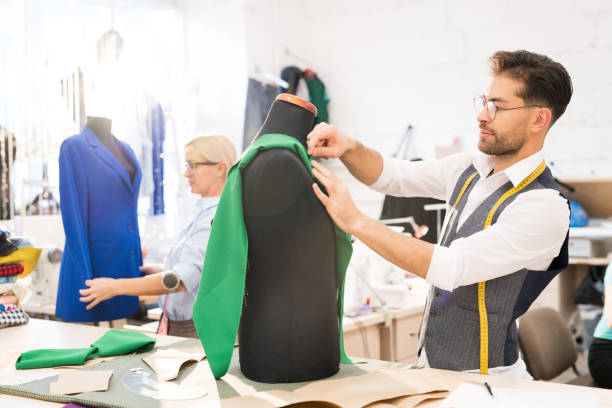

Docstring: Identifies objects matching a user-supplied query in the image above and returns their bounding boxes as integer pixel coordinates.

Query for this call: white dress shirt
[158,196,219,321]
[369,150,569,378]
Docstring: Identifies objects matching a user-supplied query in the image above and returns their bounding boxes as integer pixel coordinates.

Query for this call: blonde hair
[185,134,237,177]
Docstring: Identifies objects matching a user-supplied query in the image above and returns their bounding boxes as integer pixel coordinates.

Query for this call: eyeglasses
[184,161,219,171]
[473,95,541,120]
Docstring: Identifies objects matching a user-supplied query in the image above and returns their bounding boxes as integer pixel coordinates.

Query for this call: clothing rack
[252,64,289,89]
[283,47,310,71]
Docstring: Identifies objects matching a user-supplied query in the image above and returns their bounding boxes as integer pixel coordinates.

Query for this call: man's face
[477,75,531,156]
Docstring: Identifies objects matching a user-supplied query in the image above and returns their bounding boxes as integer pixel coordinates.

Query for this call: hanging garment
[151,103,165,215]
[280,66,303,95]
[304,73,329,124]
[56,126,143,322]
[192,133,352,381]
[242,78,279,149]
[0,129,16,220]
[25,189,60,215]
[15,329,155,369]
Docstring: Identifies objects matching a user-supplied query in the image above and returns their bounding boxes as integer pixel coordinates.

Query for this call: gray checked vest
[419,162,569,372]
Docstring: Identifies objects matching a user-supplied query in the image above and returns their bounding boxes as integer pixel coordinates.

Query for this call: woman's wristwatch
[161,270,180,292]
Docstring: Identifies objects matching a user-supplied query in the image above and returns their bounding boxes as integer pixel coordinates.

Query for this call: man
[307,50,572,378]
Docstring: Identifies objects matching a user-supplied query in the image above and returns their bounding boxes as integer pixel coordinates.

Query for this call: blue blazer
[56,126,143,322]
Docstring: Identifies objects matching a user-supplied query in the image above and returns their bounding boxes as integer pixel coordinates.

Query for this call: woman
[79,134,237,338]
[589,262,612,388]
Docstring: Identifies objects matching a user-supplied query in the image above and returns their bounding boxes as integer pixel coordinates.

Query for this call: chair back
[518,307,577,380]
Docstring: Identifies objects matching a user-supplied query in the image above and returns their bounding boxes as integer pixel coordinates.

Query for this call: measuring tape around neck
[450,160,546,374]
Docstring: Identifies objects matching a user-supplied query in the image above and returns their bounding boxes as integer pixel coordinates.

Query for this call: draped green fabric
[192,133,353,379]
[16,329,155,369]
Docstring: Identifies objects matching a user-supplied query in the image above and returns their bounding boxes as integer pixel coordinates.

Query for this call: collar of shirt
[472,149,545,187]
[195,196,220,211]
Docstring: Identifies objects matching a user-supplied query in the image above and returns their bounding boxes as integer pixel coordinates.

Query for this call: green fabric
[15,329,155,370]
[594,264,612,341]
[92,329,156,357]
[193,133,353,379]
[16,347,98,370]
[305,76,329,124]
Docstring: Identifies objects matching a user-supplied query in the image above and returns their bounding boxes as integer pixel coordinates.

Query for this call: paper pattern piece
[439,382,599,408]
[53,356,117,369]
[365,390,450,408]
[49,370,113,395]
[142,348,206,381]
[294,368,454,408]
[199,368,458,408]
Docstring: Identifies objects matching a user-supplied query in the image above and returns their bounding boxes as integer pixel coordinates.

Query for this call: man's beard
[478,124,528,156]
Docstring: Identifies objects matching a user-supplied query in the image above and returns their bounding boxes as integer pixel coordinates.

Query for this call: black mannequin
[254,98,314,147]
[86,116,136,183]
[239,95,340,383]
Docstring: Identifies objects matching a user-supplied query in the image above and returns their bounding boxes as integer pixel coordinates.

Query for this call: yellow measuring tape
[451,160,546,374]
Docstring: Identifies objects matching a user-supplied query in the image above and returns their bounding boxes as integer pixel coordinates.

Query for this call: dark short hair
[489,50,572,126]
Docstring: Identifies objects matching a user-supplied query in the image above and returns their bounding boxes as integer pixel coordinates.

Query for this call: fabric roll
[0,263,23,278]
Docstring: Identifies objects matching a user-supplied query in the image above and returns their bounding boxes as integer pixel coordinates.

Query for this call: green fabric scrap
[92,329,156,357]
[15,330,155,370]
[16,347,97,370]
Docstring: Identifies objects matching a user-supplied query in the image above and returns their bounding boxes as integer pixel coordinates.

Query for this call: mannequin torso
[86,116,136,183]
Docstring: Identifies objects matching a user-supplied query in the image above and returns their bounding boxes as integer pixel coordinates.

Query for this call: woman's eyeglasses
[185,161,219,171]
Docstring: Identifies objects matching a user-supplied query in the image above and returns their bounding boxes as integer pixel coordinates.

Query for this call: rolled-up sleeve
[426,189,569,291]
[173,218,212,293]
[368,153,475,201]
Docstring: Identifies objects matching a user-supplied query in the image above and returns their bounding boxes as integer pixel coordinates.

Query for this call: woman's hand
[139,265,163,275]
[79,278,119,310]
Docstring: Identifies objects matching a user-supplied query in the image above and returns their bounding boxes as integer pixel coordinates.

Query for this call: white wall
[182,0,248,152]
[246,0,612,215]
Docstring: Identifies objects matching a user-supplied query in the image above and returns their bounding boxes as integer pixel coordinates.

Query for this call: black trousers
[589,337,612,388]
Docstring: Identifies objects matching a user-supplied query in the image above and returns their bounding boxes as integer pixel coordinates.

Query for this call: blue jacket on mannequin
[56,125,143,322]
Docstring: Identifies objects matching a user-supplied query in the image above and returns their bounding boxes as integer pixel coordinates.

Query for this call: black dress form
[239,94,340,383]
[86,116,136,183]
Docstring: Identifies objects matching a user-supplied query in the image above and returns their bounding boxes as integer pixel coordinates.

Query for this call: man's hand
[79,278,119,310]
[311,160,365,235]
[139,265,163,275]
[307,123,356,159]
